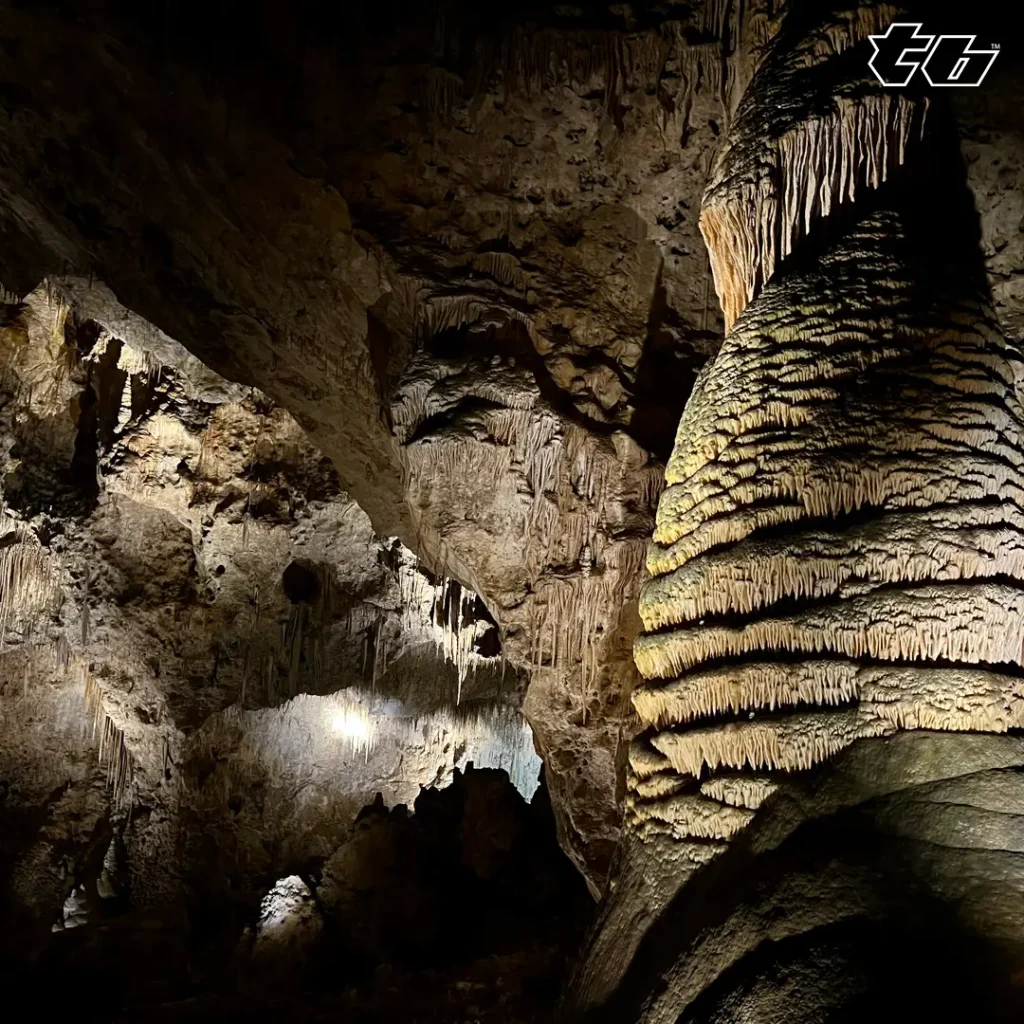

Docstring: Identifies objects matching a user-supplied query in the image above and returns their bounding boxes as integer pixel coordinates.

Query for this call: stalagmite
[625,0,1024,856]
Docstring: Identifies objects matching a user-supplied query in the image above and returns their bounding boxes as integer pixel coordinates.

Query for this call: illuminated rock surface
[0,0,1021,1020]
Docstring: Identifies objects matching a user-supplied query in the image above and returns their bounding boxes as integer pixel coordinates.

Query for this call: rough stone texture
[581,731,1024,1023]
[5,767,592,1023]
[625,0,1024,855]
[955,57,1024,348]
[0,2,1023,1000]
[568,1,1024,1020]
[0,0,740,889]
[0,280,538,946]
[0,0,1020,892]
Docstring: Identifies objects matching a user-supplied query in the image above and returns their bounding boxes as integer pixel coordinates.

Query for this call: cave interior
[0,0,1021,1021]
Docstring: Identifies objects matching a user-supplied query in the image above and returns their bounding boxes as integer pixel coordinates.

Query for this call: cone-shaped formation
[626,0,1024,851]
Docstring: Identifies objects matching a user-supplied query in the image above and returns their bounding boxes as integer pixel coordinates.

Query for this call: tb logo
[868,23,1000,87]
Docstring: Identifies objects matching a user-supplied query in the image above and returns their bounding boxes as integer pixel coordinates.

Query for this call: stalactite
[858,665,1024,735]
[284,604,307,698]
[628,738,674,779]
[442,1,736,140]
[233,542,499,711]
[419,295,486,338]
[640,503,1024,630]
[396,551,496,701]
[625,789,755,840]
[116,340,159,380]
[699,773,777,810]
[652,709,895,777]
[639,463,666,510]
[631,770,687,801]
[112,342,160,435]
[633,659,863,727]
[528,573,617,716]
[187,689,542,802]
[406,437,511,494]
[84,670,135,812]
[636,584,1024,682]
[470,252,531,293]
[425,66,464,121]
[700,0,921,331]
[702,92,927,331]
[51,633,71,673]
[0,521,61,647]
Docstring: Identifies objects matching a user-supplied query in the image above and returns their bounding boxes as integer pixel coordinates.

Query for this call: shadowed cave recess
[0,0,1023,1020]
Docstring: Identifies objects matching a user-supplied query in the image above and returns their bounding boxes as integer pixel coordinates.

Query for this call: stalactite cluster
[0,520,61,645]
[395,548,500,703]
[399,345,656,715]
[84,668,135,811]
[235,543,501,707]
[421,0,791,166]
[701,2,910,330]
[184,688,541,805]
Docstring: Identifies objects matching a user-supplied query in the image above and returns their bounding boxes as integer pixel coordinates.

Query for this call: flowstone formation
[568,1,1024,1020]
[0,0,789,886]
[0,0,1017,894]
[1,3,1023,1017]
[628,0,1024,855]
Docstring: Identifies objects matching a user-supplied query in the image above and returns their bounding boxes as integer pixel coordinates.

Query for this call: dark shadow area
[576,768,1024,1024]
[677,904,1024,1024]
[0,765,593,1023]
[630,257,723,465]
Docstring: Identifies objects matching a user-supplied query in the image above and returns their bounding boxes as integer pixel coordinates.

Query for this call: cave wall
[0,0,1021,901]
[0,280,540,952]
